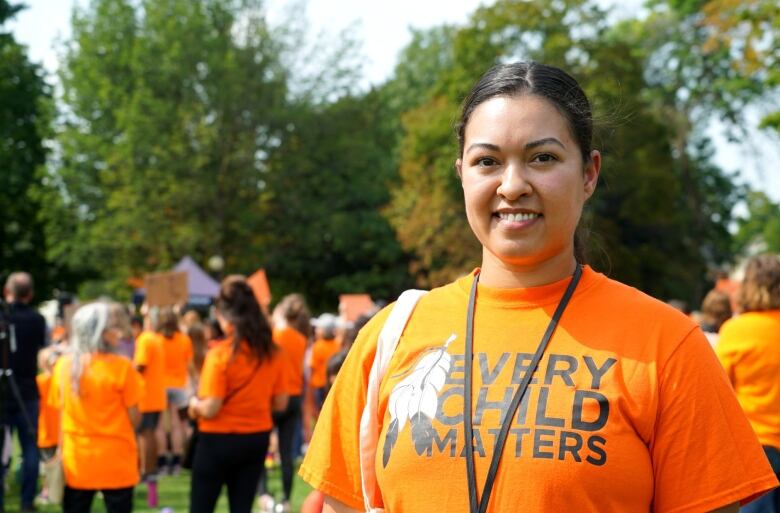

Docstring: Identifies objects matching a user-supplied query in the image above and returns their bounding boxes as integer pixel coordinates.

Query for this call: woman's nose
[496,163,532,200]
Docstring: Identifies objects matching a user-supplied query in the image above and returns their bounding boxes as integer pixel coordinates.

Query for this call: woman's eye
[533,153,558,163]
[475,157,497,167]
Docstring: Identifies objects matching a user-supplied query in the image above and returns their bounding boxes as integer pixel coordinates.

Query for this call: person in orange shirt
[132,310,166,506]
[308,313,341,410]
[36,346,63,504]
[299,62,778,513]
[717,254,780,513]
[154,307,196,474]
[257,294,311,513]
[49,301,142,513]
[187,276,288,513]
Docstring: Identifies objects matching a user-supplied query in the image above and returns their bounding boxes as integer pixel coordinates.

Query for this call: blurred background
[2,0,779,311]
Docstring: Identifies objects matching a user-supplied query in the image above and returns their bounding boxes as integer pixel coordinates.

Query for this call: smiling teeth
[499,212,540,222]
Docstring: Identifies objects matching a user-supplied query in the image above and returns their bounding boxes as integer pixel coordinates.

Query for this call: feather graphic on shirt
[382,334,456,466]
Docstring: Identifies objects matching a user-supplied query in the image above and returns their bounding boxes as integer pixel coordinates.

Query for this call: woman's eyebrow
[525,137,565,150]
[465,142,501,154]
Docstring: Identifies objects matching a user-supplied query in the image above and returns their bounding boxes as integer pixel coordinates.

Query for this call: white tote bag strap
[359,289,428,513]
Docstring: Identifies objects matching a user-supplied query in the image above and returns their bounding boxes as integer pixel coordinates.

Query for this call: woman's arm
[272,393,289,412]
[127,405,140,428]
[188,396,223,419]
[323,495,362,513]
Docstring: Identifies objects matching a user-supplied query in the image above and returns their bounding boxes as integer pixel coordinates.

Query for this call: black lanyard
[463,264,583,513]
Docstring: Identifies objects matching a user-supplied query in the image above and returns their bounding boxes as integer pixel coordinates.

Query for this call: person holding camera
[0,272,47,512]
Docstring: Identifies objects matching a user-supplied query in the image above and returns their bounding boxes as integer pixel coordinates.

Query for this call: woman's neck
[479,249,578,289]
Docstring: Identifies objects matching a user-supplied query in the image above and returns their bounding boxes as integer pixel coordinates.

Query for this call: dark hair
[157,307,179,338]
[130,315,143,327]
[457,61,593,162]
[700,289,732,330]
[216,275,275,362]
[738,254,780,312]
[457,61,595,263]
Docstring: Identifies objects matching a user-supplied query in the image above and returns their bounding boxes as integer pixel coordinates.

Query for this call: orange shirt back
[198,339,286,433]
[301,267,778,512]
[309,338,340,389]
[274,326,307,396]
[716,310,780,449]
[161,331,193,389]
[50,353,142,489]
[36,373,59,449]
[133,331,166,412]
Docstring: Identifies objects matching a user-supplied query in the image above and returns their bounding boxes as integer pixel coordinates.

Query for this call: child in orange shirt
[36,346,63,504]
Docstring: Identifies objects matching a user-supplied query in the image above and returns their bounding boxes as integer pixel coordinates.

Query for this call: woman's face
[456,94,600,276]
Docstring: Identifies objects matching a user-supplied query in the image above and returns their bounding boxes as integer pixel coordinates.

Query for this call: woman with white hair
[50,302,143,513]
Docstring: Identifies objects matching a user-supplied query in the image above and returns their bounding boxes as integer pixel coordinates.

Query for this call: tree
[260,90,411,310]
[52,0,289,295]
[0,0,60,299]
[734,191,780,254]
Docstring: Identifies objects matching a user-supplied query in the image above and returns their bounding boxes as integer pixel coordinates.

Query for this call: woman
[299,62,778,512]
[51,302,143,513]
[188,276,288,513]
[717,254,780,513]
[155,307,196,474]
[258,294,311,513]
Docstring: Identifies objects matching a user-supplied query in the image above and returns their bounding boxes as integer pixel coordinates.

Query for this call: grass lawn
[3,461,313,513]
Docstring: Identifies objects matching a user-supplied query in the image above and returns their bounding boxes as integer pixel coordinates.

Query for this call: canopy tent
[173,256,220,303]
[133,256,220,306]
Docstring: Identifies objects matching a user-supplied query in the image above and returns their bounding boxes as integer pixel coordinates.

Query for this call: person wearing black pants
[190,432,271,513]
[64,487,133,513]
[187,277,288,513]
[258,395,302,504]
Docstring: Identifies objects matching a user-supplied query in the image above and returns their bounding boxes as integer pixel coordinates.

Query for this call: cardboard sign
[247,269,272,307]
[339,294,374,323]
[144,271,189,307]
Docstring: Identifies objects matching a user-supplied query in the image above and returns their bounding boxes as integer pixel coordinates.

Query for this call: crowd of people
[0,270,366,513]
[0,60,779,513]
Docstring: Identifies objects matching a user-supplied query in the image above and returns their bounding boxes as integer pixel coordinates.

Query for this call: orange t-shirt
[50,353,142,489]
[36,373,60,449]
[274,326,307,396]
[197,339,287,433]
[716,310,780,449]
[309,338,341,389]
[161,331,193,389]
[133,331,166,412]
[300,267,778,512]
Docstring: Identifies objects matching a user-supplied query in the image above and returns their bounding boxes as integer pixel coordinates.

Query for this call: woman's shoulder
[585,270,697,327]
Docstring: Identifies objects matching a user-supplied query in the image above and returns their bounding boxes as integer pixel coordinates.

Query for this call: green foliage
[0,0,64,299]
[734,191,780,254]
[260,91,411,310]
[54,0,289,295]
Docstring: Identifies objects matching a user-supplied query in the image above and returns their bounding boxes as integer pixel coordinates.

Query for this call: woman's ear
[583,150,601,198]
[455,158,463,181]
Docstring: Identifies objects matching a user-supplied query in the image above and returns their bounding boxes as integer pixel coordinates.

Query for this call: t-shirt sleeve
[122,363,144,408]
[714,321,739,385]
[651,327,778,512]
[133,335,149,367]
[48,359,65,409]
[199,349,227,399]
[298,307,391,510]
